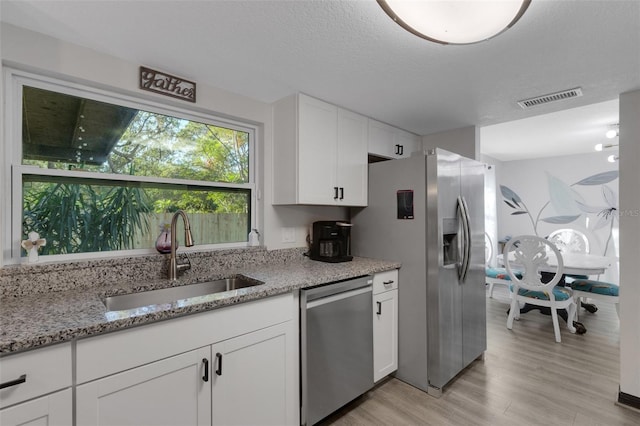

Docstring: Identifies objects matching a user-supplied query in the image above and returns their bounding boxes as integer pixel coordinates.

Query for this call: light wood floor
[323,287,640,425]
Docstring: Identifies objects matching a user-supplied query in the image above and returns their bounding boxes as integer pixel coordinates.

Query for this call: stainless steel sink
[103,276,264,311]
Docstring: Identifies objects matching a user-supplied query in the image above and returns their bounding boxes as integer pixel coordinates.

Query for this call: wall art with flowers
[500,170,619,257]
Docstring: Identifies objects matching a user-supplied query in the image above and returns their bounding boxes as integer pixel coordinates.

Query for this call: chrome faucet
[169,210,195,280]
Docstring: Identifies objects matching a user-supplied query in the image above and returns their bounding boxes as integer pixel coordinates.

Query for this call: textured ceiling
[1,0,639,160]
[481,99,619,161]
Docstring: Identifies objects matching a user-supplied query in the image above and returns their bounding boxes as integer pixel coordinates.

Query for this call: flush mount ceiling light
[377,0,532,45]
[595,143,619,152]
[606,124,619,139]
[605,129,618,138]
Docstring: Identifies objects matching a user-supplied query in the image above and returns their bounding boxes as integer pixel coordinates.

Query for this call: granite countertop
[0,256,400,355]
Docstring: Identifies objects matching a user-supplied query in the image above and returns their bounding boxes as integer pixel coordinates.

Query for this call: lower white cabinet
[212,322,295,426]
[76,347,211,426]
[75,293,298,426]
[0,342,72,426]
[373,270,399,382]
[0,388,72,426]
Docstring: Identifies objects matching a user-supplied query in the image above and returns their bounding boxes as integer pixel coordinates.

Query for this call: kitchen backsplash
[0,247,307,299]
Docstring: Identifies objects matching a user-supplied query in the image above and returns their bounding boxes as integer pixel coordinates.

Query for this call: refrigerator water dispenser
[442,218,459,266]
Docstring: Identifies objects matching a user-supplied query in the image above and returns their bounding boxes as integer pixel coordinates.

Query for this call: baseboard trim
[618,390,640,411]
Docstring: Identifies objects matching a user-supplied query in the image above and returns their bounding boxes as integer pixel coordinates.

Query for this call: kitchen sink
[103,276,264,311]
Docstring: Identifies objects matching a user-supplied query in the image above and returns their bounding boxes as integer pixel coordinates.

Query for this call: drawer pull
[383,280,395,285]
[202,358,209,382]
[0,374,26,389]
[215,352,223,376]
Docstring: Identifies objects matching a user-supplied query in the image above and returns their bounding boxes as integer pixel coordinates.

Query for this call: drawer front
[0,343,72,409]
[373,269,398,294]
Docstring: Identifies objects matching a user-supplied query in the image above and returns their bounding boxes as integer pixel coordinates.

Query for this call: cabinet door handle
[376,301,382,315]
[399,145,404,155]
[395,144,400,155]
[0,374,26,389]
[334,187,339,200]
[383,280,395,285]
[215,352,223,376]
[202,358,209,382]
[339,187,344,200]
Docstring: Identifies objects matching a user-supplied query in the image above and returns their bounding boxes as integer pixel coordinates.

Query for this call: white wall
[422,125,479,160]
[497,152,619,283]
[619,89,640,400]
[495,152,619,283]
[482,154,503,266]
[0,23,346,257]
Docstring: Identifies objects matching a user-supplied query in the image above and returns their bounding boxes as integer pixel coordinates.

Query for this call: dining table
[497,251,612,278]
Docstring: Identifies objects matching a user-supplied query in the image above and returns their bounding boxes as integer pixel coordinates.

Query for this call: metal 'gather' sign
[139,66,196,103]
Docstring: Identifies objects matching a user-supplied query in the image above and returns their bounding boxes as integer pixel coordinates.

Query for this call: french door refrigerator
[351,148,486,396]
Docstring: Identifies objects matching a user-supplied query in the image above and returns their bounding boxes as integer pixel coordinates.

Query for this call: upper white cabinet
[368,119,421,160]
[273,94,368,206]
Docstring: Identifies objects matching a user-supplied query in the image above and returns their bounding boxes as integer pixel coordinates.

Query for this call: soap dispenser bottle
[248,229,260,246]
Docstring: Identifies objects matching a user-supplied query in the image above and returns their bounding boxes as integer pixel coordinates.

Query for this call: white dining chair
[571,279,620,321]
[547,228,612,318]
[485,232,518,299]
[548,228,590,254]
[548,228,591,281]
[504,235,577,343]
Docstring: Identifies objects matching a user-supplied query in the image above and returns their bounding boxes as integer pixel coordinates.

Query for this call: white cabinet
[0,342,72,426]
[396,128,422,158]
[0,389,72,426]
[368,119,396,158]
[273,93,368,206]
[76,347,211,426]
[373,270,399,382]
[368,119,421,160]
[75,293,298,426]
[336,108,369,205]
[211,322,296,426]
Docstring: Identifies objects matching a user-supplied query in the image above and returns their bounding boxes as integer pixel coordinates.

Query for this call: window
[6,72,256,262]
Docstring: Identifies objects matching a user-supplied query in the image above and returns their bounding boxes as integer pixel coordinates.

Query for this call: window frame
[3,69,257,264]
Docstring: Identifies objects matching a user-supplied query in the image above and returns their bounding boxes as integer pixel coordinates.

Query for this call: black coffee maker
[309,221,353,263]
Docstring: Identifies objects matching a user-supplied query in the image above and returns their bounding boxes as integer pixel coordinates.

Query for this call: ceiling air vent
[517,87,583,109]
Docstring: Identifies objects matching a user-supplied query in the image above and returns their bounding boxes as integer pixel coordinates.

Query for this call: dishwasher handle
[303,276,373,303]
[306,286,372,309]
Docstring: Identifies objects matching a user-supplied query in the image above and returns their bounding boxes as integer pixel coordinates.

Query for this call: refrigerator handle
[455,197,465,279]
[461,196,472,282]
[456,196,471,282]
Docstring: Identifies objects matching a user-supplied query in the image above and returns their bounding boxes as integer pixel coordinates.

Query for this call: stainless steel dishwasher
[300,275,374,426]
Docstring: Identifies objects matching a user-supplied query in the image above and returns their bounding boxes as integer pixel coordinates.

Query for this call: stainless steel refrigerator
[351,148,486,396]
